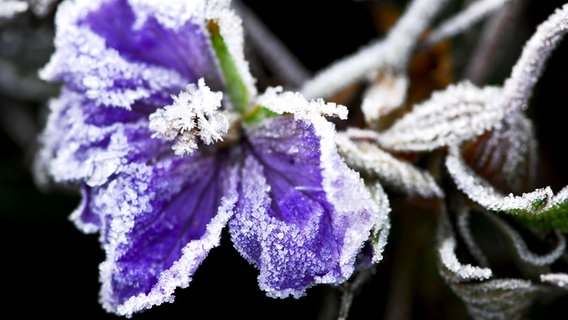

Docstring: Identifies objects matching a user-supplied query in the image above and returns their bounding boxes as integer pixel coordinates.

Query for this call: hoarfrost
[377,82,504,152]
[336,128,443,198]
[256,86,348,120]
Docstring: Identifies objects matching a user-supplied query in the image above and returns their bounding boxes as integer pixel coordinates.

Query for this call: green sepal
[242,104,279,126]
[208,20,249,114]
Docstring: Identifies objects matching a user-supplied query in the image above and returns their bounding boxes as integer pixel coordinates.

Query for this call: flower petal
[230,115,384,298]
[81,0,218,84]
[69,185,101,233]
[39,0,220,109]
[93,152,237,316]
[34,90,168,187]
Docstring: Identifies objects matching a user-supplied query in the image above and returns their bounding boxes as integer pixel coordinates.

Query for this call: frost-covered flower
[34,0,388,317]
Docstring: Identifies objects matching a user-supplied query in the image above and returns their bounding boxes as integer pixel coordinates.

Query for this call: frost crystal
[149,79,228,155]
[445,144,554,214]
[438,235,492,281]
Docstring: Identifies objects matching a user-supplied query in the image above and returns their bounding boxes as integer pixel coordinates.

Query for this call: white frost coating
[311,112,381,285]
[446,144,555,214]
[467,111,537,193]
[0,0,28,18]
[113,166,239,317]
[541,273,568,289]
[377,81,505,152]
[553,185,568,206]
[336,128,443,198]
[129,0,202,30]
[456,209,489,267]
[34,91,136,187]
[361,71,409,124]
[149,78,228,155]
[39,20,187,109]
[368,183,391,263]
[500,3,568,113]
[458,279,539,320]
[484,211,566,267]
[439,235,492,281]
[255,86,348,120]
[423,0,512,48]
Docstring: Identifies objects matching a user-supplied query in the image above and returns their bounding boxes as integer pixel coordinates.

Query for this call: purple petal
[39,0,220,109]
[81,0,219,85]
[93,152,237,316]
[69,185,101,233]
[34,90,169,187]
[230,115,382,298]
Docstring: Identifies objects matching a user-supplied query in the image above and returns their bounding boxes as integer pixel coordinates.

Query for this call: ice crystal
[149,79,229,155]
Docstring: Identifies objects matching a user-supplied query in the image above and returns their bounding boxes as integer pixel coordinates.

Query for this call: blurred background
[2,0,568,318]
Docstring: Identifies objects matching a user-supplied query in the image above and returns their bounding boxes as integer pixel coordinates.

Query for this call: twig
[233,1,310,88]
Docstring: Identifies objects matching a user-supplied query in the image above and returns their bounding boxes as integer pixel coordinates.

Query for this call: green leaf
[208,20,249,114]
[446,145,568,231]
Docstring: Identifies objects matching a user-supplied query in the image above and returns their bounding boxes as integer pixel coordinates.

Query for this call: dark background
[2,0,568,319]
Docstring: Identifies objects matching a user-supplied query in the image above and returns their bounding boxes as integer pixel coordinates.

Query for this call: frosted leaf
[446,144,568,230]
[0,0,28,19]
[149,79,228,156]
[461,110,537,195]
[437,211,542,320]
[458,207,565,272]
[541,273,568,289]
[367,183,391,263]
[437,229,492,282]
[446,144,550,213]
[483,211,566,268]
[500,3,568,114]
[255,86,348,120]
[377,81,505,152]
[456,209,489,267]
[361,70,409,125]
[336,128,443,198]
[449,279,541,320]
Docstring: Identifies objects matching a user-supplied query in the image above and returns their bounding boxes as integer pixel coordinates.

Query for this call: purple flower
[35,0,389,316]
